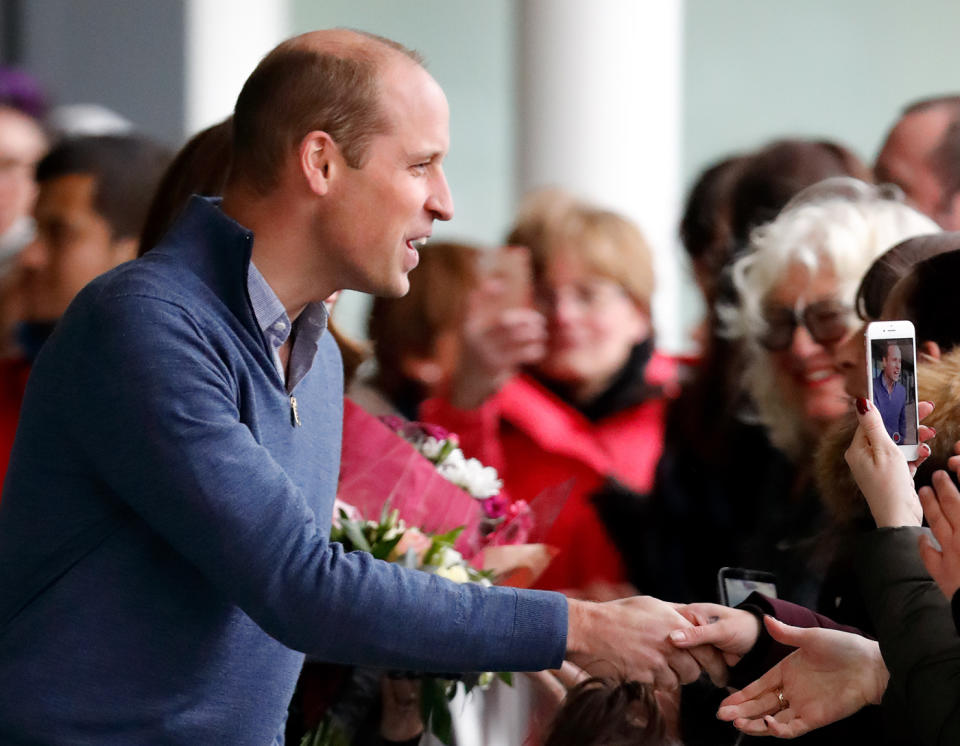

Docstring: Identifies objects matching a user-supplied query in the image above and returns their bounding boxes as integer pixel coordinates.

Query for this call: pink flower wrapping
[339,401,482,555]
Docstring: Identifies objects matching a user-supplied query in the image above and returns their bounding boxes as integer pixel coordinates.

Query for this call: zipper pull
[290,394,302,427]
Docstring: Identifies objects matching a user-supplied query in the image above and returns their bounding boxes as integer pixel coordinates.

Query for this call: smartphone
[865,320,919,461]
[476,245,533,314]
[717,567,778,607]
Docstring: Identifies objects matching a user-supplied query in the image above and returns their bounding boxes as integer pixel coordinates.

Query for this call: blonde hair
[507,189,655,314]
[722,180,939,458]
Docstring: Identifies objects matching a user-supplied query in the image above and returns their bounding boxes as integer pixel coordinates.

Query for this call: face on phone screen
[869,338,917,446]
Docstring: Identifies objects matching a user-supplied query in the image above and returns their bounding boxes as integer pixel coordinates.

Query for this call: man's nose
[18,237,47,270]
[426,168,454,222]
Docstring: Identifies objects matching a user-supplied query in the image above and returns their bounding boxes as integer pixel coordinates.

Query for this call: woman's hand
[918,439,960,601]
[449,290,547,410]
[669,602,762,673]
[717,617,888,738]
[844,398,933,528]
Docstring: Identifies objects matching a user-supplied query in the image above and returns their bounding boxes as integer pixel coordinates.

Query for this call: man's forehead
[36,173,97,213]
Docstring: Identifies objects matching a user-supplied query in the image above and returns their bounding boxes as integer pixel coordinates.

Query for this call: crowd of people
[0,26,960,746]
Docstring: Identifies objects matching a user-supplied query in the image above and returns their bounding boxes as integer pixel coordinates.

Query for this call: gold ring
[777,689,789,711]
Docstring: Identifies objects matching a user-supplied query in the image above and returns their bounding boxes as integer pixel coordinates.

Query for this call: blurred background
[4,0,958,352]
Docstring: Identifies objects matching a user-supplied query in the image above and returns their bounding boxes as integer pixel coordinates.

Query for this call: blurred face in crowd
[763,261,856,433]
[876,107,958,228]
[18,173,136,322]
[0,107,47,237]
[534,251,650,402]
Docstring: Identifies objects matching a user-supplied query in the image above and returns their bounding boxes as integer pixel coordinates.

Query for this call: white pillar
[517,0,686,352]
[184,0,290,136]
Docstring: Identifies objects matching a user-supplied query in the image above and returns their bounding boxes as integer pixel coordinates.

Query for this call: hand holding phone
[865,321,919,460]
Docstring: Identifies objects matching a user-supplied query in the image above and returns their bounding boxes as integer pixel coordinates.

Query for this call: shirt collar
[246,261,329,391]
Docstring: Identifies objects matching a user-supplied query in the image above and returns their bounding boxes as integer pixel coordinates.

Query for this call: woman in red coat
[422,189,676,592]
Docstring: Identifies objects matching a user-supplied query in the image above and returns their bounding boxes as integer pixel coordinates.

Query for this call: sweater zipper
[290,394,301,427]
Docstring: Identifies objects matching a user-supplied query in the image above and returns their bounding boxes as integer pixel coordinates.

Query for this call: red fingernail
[929,427,937,436]
[856,397,870,414]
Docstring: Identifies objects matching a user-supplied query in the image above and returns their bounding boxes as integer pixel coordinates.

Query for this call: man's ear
[920,340,942,361]
[299,130,339,197]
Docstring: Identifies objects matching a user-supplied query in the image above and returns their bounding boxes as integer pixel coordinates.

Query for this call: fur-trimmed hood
[816,346,960,523]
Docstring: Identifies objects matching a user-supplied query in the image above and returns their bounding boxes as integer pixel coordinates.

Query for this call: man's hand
[918,440,960,601]
[845,398,933,528]
[717,617,888,738]
[669,602,762,671]
[565,596,726,691]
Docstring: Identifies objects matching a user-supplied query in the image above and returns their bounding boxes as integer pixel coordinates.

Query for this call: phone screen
[869,337,918,446]
[722,576,778,607]
[718,567,778,607]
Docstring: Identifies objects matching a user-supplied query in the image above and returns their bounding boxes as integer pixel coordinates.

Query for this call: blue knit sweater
[0,198,567,744]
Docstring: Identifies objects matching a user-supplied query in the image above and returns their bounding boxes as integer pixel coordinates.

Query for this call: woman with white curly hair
[725,179,938,461]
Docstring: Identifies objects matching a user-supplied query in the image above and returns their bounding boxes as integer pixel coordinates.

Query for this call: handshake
[564,595,886,738]
[565,595,759,691]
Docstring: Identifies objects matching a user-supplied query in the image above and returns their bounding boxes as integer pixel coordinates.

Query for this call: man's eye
[410,162,430,175]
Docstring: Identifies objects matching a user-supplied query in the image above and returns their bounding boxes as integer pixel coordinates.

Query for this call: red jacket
[421,352,676,592]
[0,356,30,498]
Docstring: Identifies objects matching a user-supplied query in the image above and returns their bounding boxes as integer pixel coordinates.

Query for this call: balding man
[875,95,960,229]
[0,30,717,743]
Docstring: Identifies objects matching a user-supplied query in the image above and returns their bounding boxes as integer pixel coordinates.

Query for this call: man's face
[0,107,47,236]
[18,173,134,322]
[882,344,902,384]
[875,108,953,225]
[325,58,453,297]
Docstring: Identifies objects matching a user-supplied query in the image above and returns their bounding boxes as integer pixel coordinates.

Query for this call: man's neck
[221,187,334,323]
[883,374,897,393]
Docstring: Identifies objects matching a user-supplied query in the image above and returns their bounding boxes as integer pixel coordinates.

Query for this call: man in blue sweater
[0,30,718,743]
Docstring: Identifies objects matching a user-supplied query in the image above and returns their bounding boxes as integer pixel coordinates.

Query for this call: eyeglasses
[759,299,854,351]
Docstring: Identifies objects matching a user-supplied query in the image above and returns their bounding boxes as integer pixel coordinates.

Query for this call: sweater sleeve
[855,527,960,746]
[69,293,567,674]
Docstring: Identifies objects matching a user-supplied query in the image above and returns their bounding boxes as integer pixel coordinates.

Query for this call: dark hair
[230,32,422,194]
[543,678,673,746]
[679,154,749,307]
[901,94,960,117]
[368,241,479,409]
[729,138,872,247]
[36,134,171,241]
[855,232,956,320]
[138,118,233,253]
[895,243,960,351]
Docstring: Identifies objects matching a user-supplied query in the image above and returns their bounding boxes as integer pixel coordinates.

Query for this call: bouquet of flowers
[378,415,535,550]
[302,504,510,746]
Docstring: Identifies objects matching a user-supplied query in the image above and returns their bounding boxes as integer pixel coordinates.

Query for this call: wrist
[565,598,597,659]
[873,505,922,528]
[867,642,889,705]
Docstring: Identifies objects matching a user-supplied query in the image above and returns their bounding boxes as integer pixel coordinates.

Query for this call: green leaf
[421,677,454,745]
[436,439,457,464]
[496,671,513,686]
[341,518,372,554]
[371,533,404,561]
